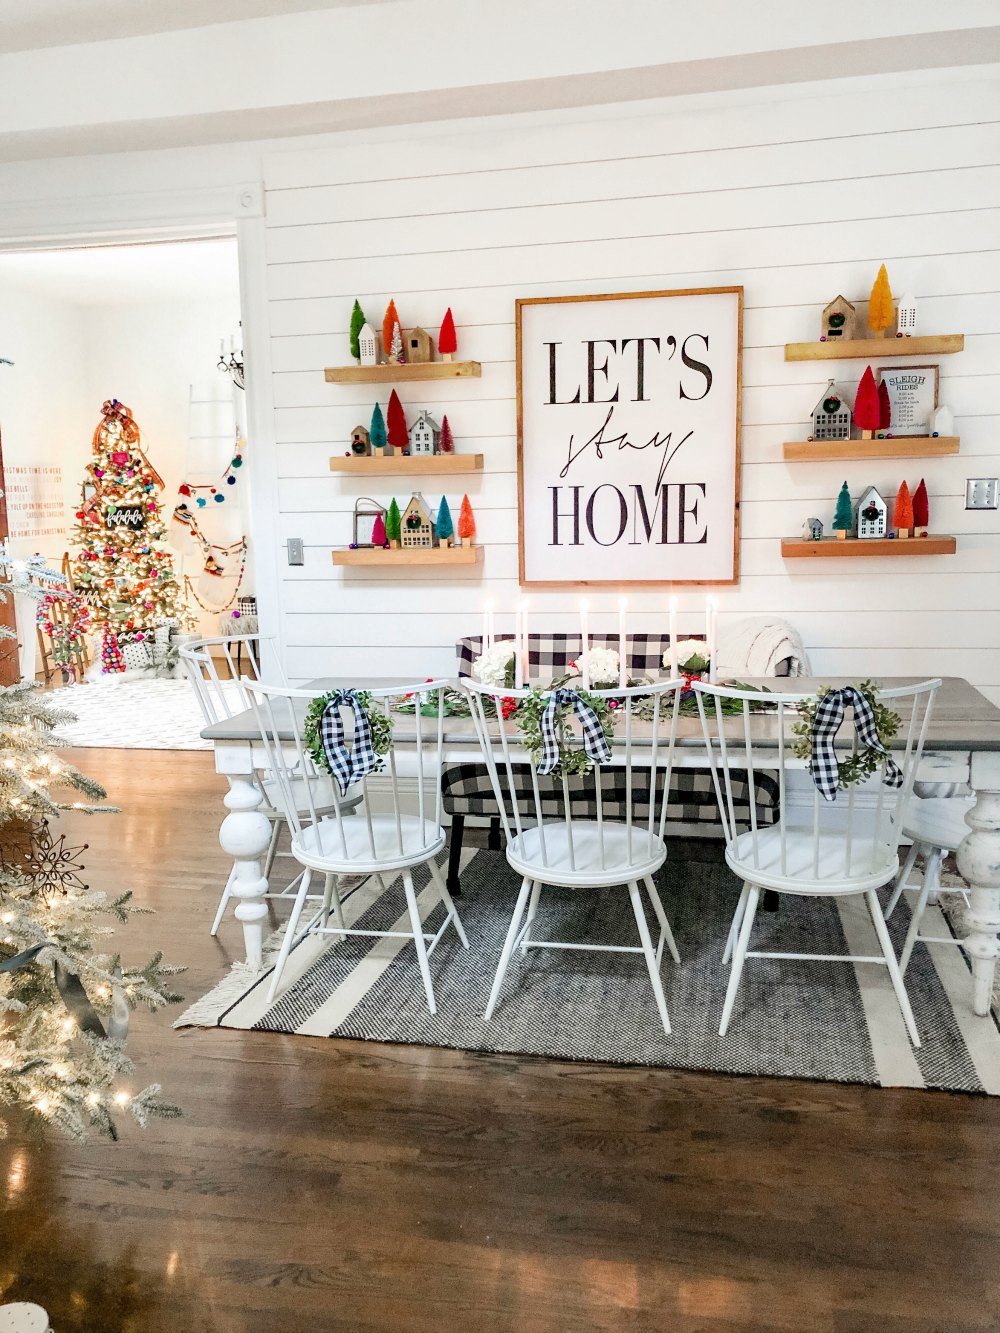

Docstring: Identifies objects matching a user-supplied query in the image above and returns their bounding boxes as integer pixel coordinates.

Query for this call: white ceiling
[0,0,387,53]
[0,238,239,305]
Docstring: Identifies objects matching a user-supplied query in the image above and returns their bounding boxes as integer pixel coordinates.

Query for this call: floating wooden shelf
[784,335,964,362]
[329,453,484,475]
[783,437,960,462]
[332,545,483,567]
[782,535,956,559]
[324,361,481,383]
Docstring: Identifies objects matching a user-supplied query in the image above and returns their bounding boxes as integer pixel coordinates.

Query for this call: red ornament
[179,484,192,497]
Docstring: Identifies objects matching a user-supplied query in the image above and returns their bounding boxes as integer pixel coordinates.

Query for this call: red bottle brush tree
[438,307,457,361]
[438,414,455,453]
[878,379,891,432]
[893,480,914,539]
[457,494,476,545]
[913,478,929,534]
[371,512,387,548]
[853,366,881,439]
[382,299,400,357]
[386,389,408,453]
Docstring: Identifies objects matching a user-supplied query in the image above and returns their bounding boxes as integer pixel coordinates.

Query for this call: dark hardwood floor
[2,748,1000,1332]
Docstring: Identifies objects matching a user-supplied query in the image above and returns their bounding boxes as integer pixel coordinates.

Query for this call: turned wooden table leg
[955,754,1000,1017]
[219,774,272,970]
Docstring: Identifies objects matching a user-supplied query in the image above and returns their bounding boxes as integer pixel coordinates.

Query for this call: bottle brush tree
[435,496,454,547]
[385,498,402,547]
[371,513,387,548]
[833,481,853,538]
[349,299,367,362]
[853,366,881,439]
[893,480,914,539]
[913,478,929,534]
[878,379,891,432]
[457,494,476,546]
[382,299,400,357]
[438,415,455,454]
[868,263,894,337]
[369,402,387,452]
[438,307,457,361]
[386,390,408,453]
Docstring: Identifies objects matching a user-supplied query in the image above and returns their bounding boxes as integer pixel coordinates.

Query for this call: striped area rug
[176,848,1000,1094]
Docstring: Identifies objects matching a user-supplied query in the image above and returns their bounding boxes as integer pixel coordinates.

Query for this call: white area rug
[49,676,217,750]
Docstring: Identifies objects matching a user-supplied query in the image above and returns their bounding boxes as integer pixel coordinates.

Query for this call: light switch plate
[966,478,1000,510]
[287,537,304,565]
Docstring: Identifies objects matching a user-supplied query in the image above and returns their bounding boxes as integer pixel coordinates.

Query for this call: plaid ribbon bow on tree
[537,688,612,776]
[319,689,381,795]
[809,685,903,802]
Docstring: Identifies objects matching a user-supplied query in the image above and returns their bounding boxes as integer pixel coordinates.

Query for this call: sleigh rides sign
[516,287,742,586]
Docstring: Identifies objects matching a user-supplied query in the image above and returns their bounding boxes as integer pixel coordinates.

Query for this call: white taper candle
[669,595,679,678]
[579,599,590,689]
[708,598,718,683]
[618,597,628,688]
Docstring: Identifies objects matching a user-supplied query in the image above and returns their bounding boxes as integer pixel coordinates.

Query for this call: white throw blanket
[716,616,810,679]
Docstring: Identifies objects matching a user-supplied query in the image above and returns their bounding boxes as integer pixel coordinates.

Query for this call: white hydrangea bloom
[663,639,709,669]
[569,646,621,684]
[473,642,515,687]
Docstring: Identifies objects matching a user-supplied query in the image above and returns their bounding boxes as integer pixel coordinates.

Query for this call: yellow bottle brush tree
[868,264,894,338]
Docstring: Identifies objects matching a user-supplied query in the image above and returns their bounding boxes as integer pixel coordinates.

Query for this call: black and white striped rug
[177,848,1000,1093]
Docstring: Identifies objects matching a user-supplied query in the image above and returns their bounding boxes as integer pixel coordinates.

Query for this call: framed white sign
[516,287,742,586]
[876,364,939,437]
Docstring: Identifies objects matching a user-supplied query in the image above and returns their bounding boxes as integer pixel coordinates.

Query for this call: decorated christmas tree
[0,566,181,1139]
[435,496,454,547]
[868,264,894,337]
[853,367,881,440]
[833,481,853,538]
[438,307,457,361]
[457,494,476,546]
[70,401,191,673]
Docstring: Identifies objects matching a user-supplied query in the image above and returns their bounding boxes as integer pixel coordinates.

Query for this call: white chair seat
[901,795,975,851]
[726,825,896,895]
[293,814,446,874]
[259,773,361,819]
[507,821,666,887]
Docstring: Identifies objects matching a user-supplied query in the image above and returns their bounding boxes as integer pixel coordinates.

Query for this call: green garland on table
[303,690,394,776]
[516,686,615,779]
[393,687,472,718]
[791,679,900,791]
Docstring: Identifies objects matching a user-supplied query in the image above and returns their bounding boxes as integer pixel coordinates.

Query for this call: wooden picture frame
[876,364,939,437]
[516,286,743,586]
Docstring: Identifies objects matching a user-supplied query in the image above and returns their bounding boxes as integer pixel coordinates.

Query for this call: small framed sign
[877,364,939,436]
[105,505,146,531]
[516,286,743,586]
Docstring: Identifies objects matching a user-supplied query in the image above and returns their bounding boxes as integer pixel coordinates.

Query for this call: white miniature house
[400,493,436,548]
[896,294,917,337]
[857,486,888,539]
[358,322,379,366]
[811,380,852,441]
[409,410,441,456]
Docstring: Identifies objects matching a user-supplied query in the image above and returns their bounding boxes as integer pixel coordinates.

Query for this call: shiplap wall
[260,71,1000,703]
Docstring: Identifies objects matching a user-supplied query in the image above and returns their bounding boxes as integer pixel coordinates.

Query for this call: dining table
[201,674,1000,1016]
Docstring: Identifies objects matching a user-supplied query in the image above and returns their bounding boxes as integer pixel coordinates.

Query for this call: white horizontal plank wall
[260,70,1000,702]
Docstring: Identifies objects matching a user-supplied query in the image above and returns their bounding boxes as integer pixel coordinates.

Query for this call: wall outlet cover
[287,537,305,565]
[966,479,1000,510]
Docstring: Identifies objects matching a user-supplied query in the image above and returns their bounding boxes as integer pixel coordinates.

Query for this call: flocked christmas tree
[70,401,191,673]
[833,481,853,538]
[0,568,181,1140]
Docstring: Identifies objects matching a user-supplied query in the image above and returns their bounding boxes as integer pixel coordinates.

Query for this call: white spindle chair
[465,678,685,1036]
[245,679,468,1008]
[694,678,941,1046]
[180,636,360,935]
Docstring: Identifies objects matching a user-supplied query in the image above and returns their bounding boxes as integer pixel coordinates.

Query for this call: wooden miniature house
[409,410,441,456]
[821,296,857,342]
[857,486,888,539]
[896,294,917,337]
[350,424,371,456]
[803,517,824,540]
[811,380,852,441]
[406,327,434,364]
[358,323,379,366]
[400,493,436,548]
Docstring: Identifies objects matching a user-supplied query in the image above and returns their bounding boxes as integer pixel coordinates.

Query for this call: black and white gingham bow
[809,686,903,802]
[536,688,612,776]
[318,689,379,795]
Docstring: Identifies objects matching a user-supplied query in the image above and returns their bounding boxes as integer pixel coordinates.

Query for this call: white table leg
[955,754,1000,1017]
[218,771,273,971]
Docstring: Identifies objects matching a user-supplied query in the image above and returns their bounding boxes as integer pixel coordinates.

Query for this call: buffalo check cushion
[444,633,780,829]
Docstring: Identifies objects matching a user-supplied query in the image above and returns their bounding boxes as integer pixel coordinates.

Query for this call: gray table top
[201,675,1000,752]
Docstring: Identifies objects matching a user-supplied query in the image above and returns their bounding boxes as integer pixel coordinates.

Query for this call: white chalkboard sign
[516,287,742,586]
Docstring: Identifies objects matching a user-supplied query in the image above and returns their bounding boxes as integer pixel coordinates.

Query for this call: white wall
[260,68,1000,703]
